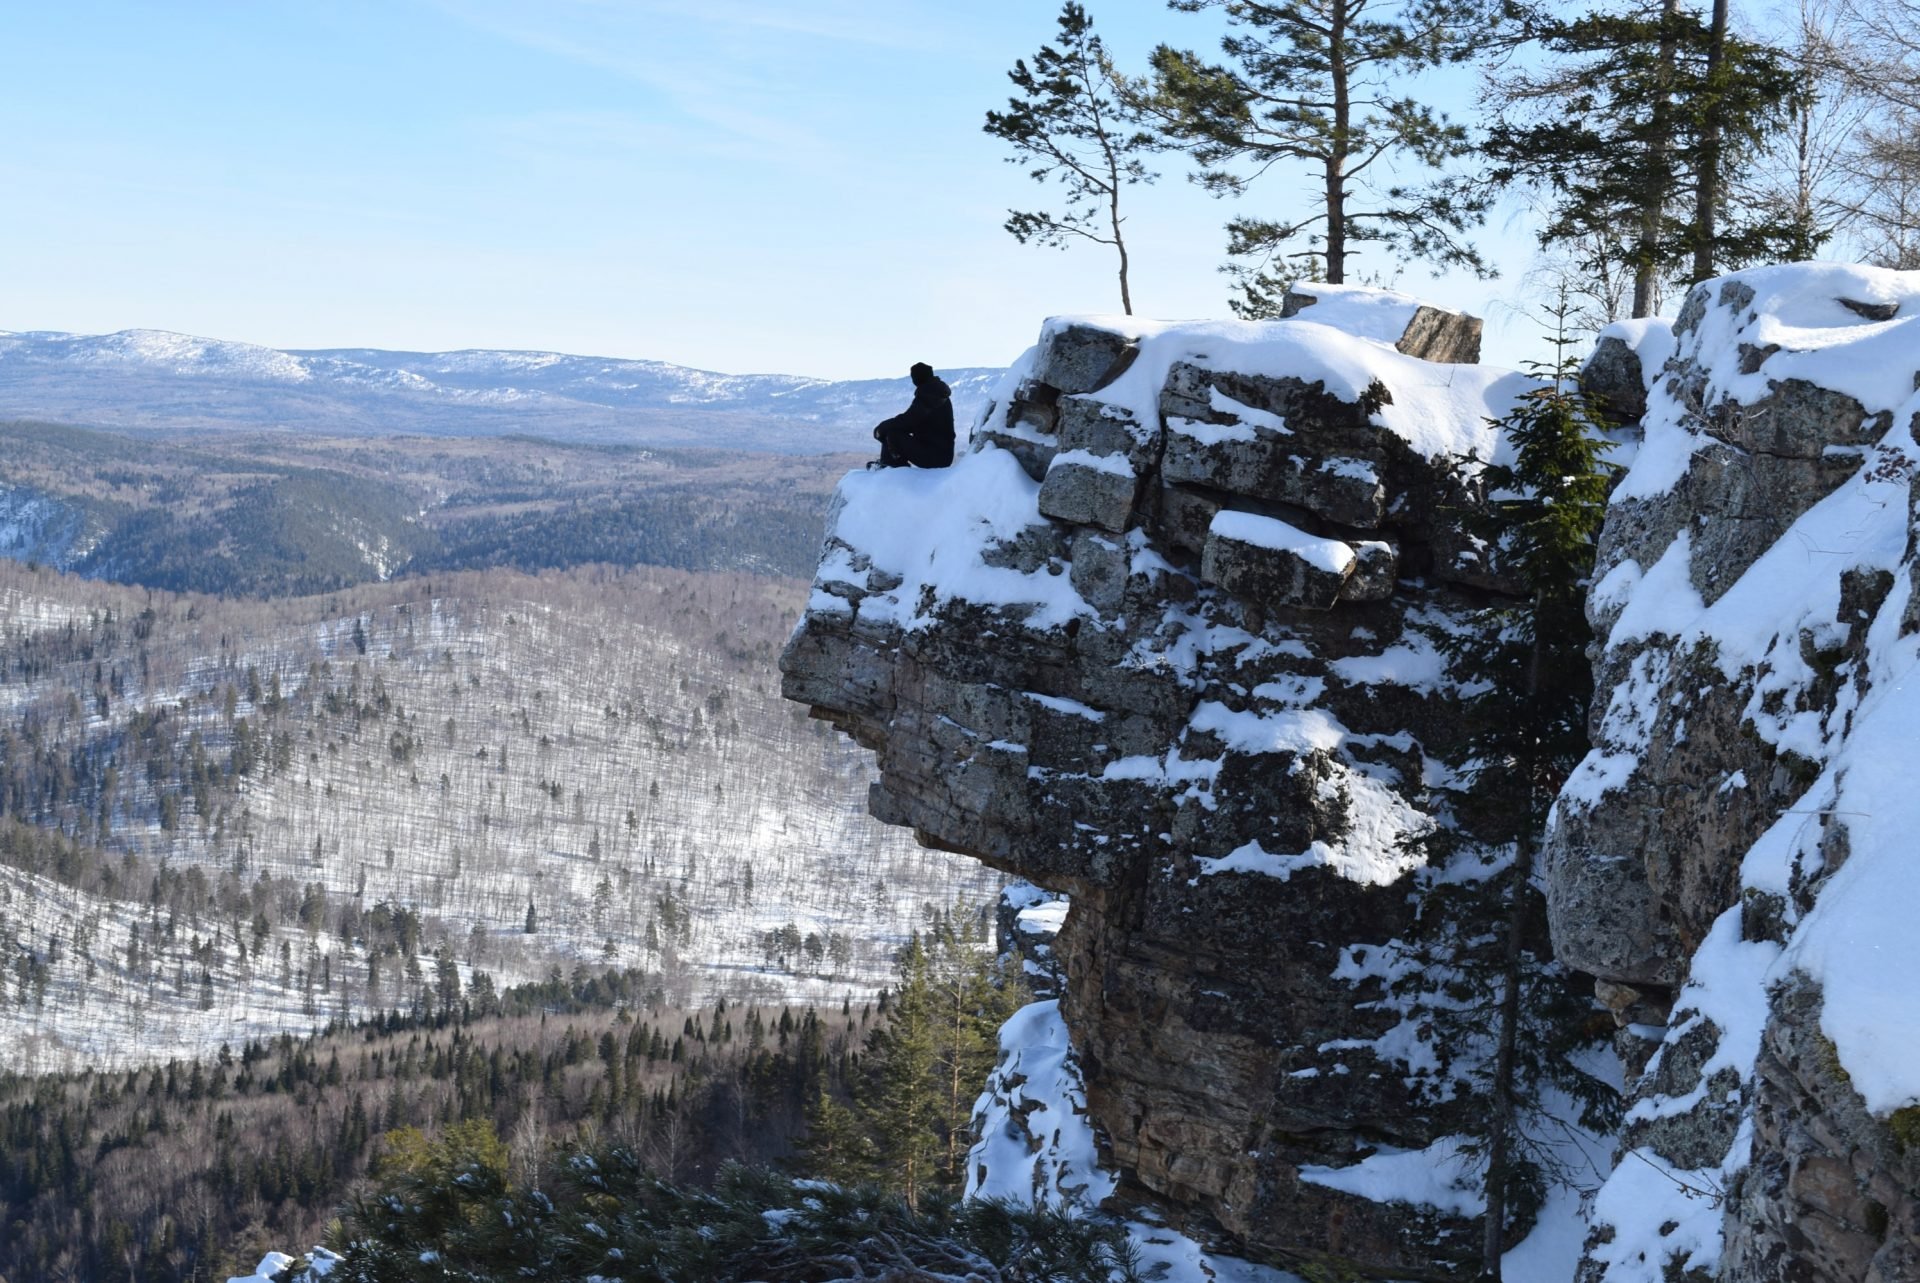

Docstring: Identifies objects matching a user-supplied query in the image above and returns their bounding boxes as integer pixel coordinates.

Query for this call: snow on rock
[818,449,1093,632]
[968,998,1301,1283]
[226,1251,299,1283]
[1279,282,1427,343]
[966,999,1116,1209]
[1209,510,1355,572]
[1297,1134,1484,1217]
[225,1246,339,1282]
[228,1251,300,1283]
[1547,263,1920,1283]
[1026,308,1525,468]
[784,290,1583,1279]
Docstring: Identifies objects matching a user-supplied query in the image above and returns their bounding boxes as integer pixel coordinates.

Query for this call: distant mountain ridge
[0,327,1003,452]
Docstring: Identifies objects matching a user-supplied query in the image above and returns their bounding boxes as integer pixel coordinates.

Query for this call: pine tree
[984,2,1164,314]
[795,1080,878,1187]
[924,905,1031,1186]
[1144,0,1496,308]
[824,908,1033,1207]
[859,935,944,1209]
[523,898,537,935]
[1484,1,1802,317]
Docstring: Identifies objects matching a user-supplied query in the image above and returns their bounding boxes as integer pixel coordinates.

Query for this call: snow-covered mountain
[0,328,1002,452]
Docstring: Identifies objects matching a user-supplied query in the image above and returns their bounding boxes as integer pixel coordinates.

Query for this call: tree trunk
[1327,0,1351,283]
[1113,189,1134,314]
[1633,0,1682,317]
[1691,0,1732,282]
[1479,830,1531,1281]
[1482,622,1546,1280]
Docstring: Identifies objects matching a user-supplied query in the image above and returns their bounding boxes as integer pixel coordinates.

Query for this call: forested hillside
[0,973,872,1282]
[0,559,997,1071]
[0,421,854,590]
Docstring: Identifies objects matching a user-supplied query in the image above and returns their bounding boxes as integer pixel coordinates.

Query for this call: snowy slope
[0,565,999,1070]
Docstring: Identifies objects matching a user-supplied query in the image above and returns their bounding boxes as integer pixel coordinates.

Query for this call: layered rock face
[784,287,1541,1276]
[1546,266,1920,1282]
[785,265,1920,1281]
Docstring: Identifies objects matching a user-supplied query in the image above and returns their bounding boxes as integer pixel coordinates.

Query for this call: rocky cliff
[781,268,1920,1281]
[1549,265,1920,1283]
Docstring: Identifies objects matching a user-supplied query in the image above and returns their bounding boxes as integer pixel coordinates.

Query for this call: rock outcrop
[784,298,1549,1277]
[785,266,1920,1281]
[1549,265,1920,1283]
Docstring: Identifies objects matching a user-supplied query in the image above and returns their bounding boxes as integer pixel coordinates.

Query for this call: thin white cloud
[625,0,942,50]
[420,0,866,160]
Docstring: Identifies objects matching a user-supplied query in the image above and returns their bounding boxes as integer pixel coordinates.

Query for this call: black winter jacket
[875,377,954,467]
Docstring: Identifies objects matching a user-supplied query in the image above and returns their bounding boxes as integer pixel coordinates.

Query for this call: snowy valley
[0,560,996,1073]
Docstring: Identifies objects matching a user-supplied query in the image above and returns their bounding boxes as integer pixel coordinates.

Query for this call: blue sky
[0,1,1544,378]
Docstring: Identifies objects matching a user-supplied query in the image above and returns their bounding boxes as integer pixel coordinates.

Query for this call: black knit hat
[909,362,934,383]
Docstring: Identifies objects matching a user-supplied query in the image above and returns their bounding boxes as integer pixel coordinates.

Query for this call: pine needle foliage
[1453,347,1617,811]
[984,2,1165,314]
[828,902,1031,1208]
[1484,1,1803,316]
[317,1153,1154,1283]
[1143,0,1499,310]
[1427,321,1622,1279]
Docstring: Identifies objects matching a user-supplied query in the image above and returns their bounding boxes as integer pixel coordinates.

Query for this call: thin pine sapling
[984,2,1164,314]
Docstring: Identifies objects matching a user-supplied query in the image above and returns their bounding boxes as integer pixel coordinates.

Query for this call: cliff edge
[781,267,1920,1281]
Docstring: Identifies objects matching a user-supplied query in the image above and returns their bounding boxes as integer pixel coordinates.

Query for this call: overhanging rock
[782,291,1539,1278]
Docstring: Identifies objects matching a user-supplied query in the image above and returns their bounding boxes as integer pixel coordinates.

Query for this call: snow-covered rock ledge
[1545,263,1920,1283]
[782,287,1596,1277]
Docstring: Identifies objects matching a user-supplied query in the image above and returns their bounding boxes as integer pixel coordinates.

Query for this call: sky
[0,0,1558,379]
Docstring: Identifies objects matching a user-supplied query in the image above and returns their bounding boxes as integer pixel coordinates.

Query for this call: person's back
[872,362,954,468]
[904,366,954,467]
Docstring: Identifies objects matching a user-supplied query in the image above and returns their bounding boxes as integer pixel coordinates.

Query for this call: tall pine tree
[862,934,945,1209]
[1145,0,1497,309]
[1484,0,1802,317]
[923,904,1031,1187]
[811,906,1030,1206]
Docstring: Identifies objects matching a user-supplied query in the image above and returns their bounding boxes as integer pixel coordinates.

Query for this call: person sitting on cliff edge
[871,362,955,469]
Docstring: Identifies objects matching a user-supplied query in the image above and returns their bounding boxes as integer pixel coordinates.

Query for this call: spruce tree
[1438,314,1621,1279]
[862,934,944,1209]
[924,905,1030,1186]
[795,1080,878,1187]
[1144,0,1496,308]
[984,2,1162,314]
